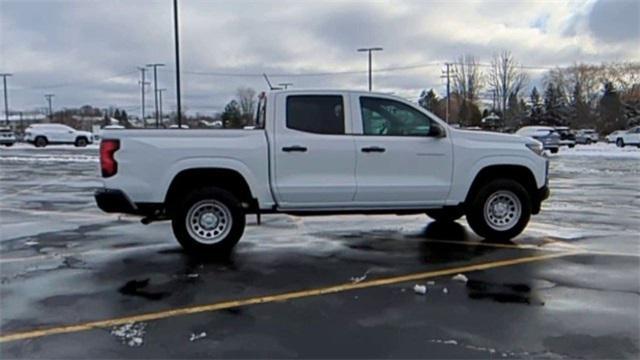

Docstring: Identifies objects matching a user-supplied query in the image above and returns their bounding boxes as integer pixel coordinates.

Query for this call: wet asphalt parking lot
[0,143,639,359]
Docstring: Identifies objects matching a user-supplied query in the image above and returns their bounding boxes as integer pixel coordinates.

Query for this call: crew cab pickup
[95,90,549,254]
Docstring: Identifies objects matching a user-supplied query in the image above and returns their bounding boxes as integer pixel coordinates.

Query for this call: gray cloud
[1,0,638,115]
[588,0,639,43]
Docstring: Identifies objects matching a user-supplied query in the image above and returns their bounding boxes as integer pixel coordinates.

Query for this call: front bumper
[95,189,137,214]
[532,185,550,215]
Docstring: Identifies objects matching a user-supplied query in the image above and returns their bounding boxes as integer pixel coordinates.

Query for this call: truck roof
[269,89,398,96]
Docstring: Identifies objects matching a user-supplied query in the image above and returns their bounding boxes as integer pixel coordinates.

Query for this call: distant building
[3,113,47,132]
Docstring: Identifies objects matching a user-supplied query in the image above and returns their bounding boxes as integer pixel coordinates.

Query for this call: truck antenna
[262,73,282,90]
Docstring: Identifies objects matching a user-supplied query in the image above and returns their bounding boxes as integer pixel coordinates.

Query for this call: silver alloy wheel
[185,200,233,244]
[483,190,522,231]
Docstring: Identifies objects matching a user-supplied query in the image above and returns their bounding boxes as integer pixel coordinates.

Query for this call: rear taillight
[100,139,120,178]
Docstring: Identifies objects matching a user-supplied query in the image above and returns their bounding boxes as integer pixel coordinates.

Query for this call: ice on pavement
[452,274,468,283]
[189,332,207,342]
[110,322,147,347]
[350,269,370,283]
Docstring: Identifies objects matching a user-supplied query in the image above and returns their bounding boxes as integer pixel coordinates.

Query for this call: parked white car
[575,129,599,144]
[24,123,94,147]
[615,126,640,148]
[605,130,625,143]
[96,90,549,254]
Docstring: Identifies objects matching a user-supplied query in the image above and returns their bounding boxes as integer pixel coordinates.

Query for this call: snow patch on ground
[0,154,98,163]
[110,322,147,347]
[554,143,640,159]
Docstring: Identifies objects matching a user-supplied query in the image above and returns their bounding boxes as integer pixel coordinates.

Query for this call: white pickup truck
[96,90,549,254]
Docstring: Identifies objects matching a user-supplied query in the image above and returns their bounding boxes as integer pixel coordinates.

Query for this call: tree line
[419,53,639,133]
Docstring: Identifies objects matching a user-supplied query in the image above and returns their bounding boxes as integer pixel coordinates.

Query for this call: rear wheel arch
[165,168,256,214]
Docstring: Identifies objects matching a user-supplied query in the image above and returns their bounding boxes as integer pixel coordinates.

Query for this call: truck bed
[101,129,272,206]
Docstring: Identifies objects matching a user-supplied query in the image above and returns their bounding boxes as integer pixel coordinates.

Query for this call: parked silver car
[515,126,561,153]
[0,127,16,147]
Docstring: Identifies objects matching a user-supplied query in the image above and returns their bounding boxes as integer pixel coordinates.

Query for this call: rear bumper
[94,188,137,214]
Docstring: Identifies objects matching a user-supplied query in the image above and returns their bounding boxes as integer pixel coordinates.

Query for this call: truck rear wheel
[466,179,531,241]
[171,187,245,254]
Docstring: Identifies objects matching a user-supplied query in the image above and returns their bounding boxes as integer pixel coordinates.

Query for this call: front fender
[447,154,547,205]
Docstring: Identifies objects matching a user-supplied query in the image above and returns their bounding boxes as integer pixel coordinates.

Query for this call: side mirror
[428,124,446,138]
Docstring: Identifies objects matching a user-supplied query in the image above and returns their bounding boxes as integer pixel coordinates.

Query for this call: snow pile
[413,284,427,294]
[452,274,468,283]
[111,322,146,347]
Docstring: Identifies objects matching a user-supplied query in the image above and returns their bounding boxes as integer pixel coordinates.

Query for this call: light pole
[146,63,165,128]
[0,73,11,125]
[158,88,166,127]
[45,94,55,122]
[138,67,150,127]
[357,47,383,91]
[173,0,183,128]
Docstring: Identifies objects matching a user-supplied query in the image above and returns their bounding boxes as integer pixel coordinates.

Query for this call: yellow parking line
[422,238,556,251]
[0,250,581,343]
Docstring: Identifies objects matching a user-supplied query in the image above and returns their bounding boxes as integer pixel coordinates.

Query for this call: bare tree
[236,87,257,125]
[487,51,528,121]
[453,55,483,103]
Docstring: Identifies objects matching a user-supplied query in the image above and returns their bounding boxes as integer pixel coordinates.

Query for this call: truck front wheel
[171,187,245,254]
[466,179,531,241]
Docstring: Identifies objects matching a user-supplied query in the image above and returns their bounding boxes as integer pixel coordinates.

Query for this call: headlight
[526,141,544,156]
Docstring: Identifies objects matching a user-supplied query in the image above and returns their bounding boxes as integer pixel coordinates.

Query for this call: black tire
[466,179,532,241]
[550,148,559,154]
[34,136,47,148]
[3,143,14,147]
[568,144,575,148]
[171,187,245,254]
[426,208,464,223]
[75,137,88,147]
[586,138,592,145]
[616,138,624,148]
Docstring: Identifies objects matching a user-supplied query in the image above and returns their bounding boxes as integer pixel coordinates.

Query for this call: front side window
[286,95,344,135]
[360,97,431,136]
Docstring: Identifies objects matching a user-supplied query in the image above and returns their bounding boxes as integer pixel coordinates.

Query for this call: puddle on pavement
[118,278,170,301]
[466,279,545,305]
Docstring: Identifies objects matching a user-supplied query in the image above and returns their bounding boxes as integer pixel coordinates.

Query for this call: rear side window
[286,95,344,135]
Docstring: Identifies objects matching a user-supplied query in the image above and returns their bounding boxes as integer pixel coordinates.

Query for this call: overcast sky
[1,0,638,115]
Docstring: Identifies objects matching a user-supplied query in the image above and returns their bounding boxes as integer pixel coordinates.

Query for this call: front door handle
[361,146,386,153]
[282,145,307,152]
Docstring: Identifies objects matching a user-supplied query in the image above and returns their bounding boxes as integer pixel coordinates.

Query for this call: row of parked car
[0,124,95,147]
[514,126,640,153]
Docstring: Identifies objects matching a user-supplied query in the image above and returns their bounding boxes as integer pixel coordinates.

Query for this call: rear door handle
[282,145,307,152]
[361,146,386,153]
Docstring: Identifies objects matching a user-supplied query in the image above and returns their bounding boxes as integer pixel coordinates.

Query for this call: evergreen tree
[529,86,543,125]
[418,89,439,112]
[543,83,568,125]
[598,82,624,133]
[221,100,243,128]
[570,82,593,128]
[114,109,121,122]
